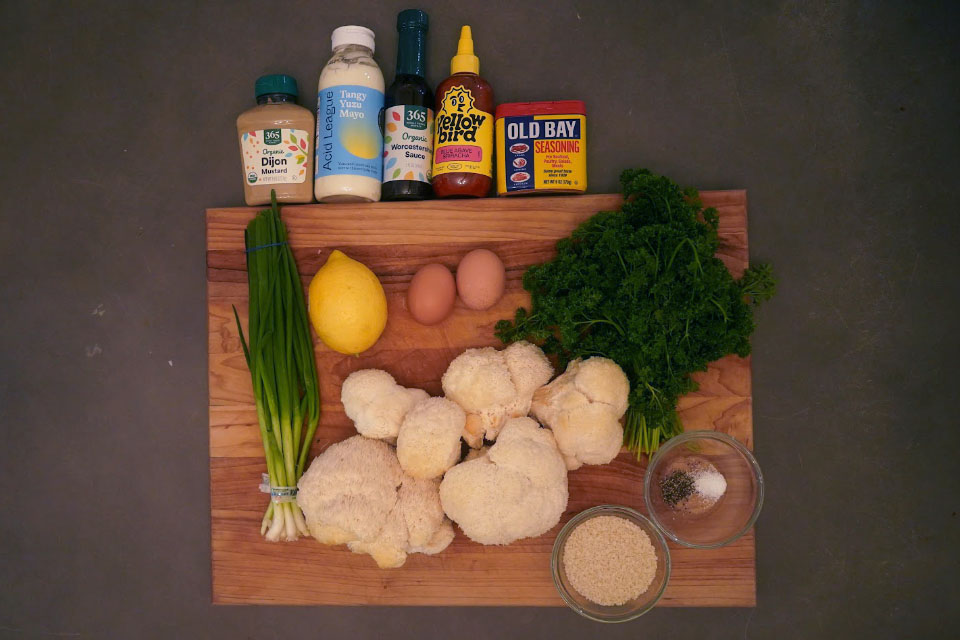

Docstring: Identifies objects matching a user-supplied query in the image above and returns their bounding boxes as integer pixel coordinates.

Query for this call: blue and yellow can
[495,100,587,196]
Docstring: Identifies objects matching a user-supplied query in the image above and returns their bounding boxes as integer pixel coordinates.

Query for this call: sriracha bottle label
[432,86,493,178]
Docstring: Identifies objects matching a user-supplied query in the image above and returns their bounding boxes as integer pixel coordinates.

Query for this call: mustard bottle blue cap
[255,74,298,99]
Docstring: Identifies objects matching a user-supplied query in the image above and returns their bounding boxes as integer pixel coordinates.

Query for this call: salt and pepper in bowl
[644,430,764,549]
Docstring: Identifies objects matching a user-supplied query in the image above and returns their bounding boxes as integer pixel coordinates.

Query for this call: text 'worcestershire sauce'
[382,10,434,200]
[431,26,494,198]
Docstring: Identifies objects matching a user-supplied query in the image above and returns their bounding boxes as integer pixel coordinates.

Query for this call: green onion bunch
[234,192,320,541]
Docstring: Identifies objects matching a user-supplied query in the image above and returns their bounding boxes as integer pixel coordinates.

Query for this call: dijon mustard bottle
[236,74,315,206]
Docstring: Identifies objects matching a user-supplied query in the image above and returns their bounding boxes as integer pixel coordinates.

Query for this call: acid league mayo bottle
[315,26,385,203]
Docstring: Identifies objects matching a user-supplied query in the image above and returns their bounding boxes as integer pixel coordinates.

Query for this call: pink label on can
[435,145,482,163]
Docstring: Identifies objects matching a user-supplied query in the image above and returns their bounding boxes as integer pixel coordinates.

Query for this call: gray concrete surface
[1,1,957,638]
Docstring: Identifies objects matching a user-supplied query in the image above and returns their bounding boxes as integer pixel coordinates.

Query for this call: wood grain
[207,192,756,606]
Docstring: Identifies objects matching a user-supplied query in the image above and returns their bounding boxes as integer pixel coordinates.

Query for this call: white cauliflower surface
[340,369,429,442]
[441,341,553,448]
[439,417,568,545]
[296,435,454,568]
[396,397,465,479]
[530,357,630,470]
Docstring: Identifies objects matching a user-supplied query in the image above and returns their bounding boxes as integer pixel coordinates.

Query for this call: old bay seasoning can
[495,100,587,196]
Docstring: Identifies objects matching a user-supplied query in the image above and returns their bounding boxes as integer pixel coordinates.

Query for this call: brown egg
[407,263,457,325]
[456,249,506,311]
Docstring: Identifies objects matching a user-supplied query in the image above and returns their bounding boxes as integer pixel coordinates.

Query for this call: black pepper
[659,470,694,507]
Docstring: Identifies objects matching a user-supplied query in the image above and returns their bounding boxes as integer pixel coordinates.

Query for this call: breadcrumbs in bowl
[563,516,657,605]
[551,505,671,623]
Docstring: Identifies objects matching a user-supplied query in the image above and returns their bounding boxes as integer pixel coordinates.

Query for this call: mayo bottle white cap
[331,25,376,53]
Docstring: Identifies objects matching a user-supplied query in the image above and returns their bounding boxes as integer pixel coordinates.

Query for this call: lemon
[308,250,387,355]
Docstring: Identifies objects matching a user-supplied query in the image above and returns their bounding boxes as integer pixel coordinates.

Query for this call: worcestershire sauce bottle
[381,10,434,200]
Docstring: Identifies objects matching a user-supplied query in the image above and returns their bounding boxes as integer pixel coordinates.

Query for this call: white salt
[694,470,727,500]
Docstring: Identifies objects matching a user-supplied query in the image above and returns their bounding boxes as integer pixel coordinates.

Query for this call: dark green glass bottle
[382,9,434,200]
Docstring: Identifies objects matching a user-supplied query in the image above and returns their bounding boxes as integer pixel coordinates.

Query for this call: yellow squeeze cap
[450,25,480,75]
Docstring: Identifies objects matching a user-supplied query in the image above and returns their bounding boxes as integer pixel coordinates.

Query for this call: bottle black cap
[397,9,428,30]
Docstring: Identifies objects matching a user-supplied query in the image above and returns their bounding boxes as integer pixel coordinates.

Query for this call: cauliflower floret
[441,341,553,448]
[341,369,429,442]
[530,357,630,470]
[347,476,450,568]
[396,476,451,551]
[347,494,410,569]
[297,435,454,568]
[296,435,402,545]
[439,417,568,545]
[463,445,490,462]
[396,397,465,479]
[412,518,455,554]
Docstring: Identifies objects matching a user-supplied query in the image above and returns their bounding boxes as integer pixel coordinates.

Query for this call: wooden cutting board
[207,192,755,606]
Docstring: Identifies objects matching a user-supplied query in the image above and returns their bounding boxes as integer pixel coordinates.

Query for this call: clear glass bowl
[551,505,671,622]
[644,430,764,548]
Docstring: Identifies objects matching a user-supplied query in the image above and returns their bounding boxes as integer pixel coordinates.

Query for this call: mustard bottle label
[432,86,493,178]
[240,128,310,185]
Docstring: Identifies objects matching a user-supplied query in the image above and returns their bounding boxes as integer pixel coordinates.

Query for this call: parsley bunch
[496,169,775,457]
